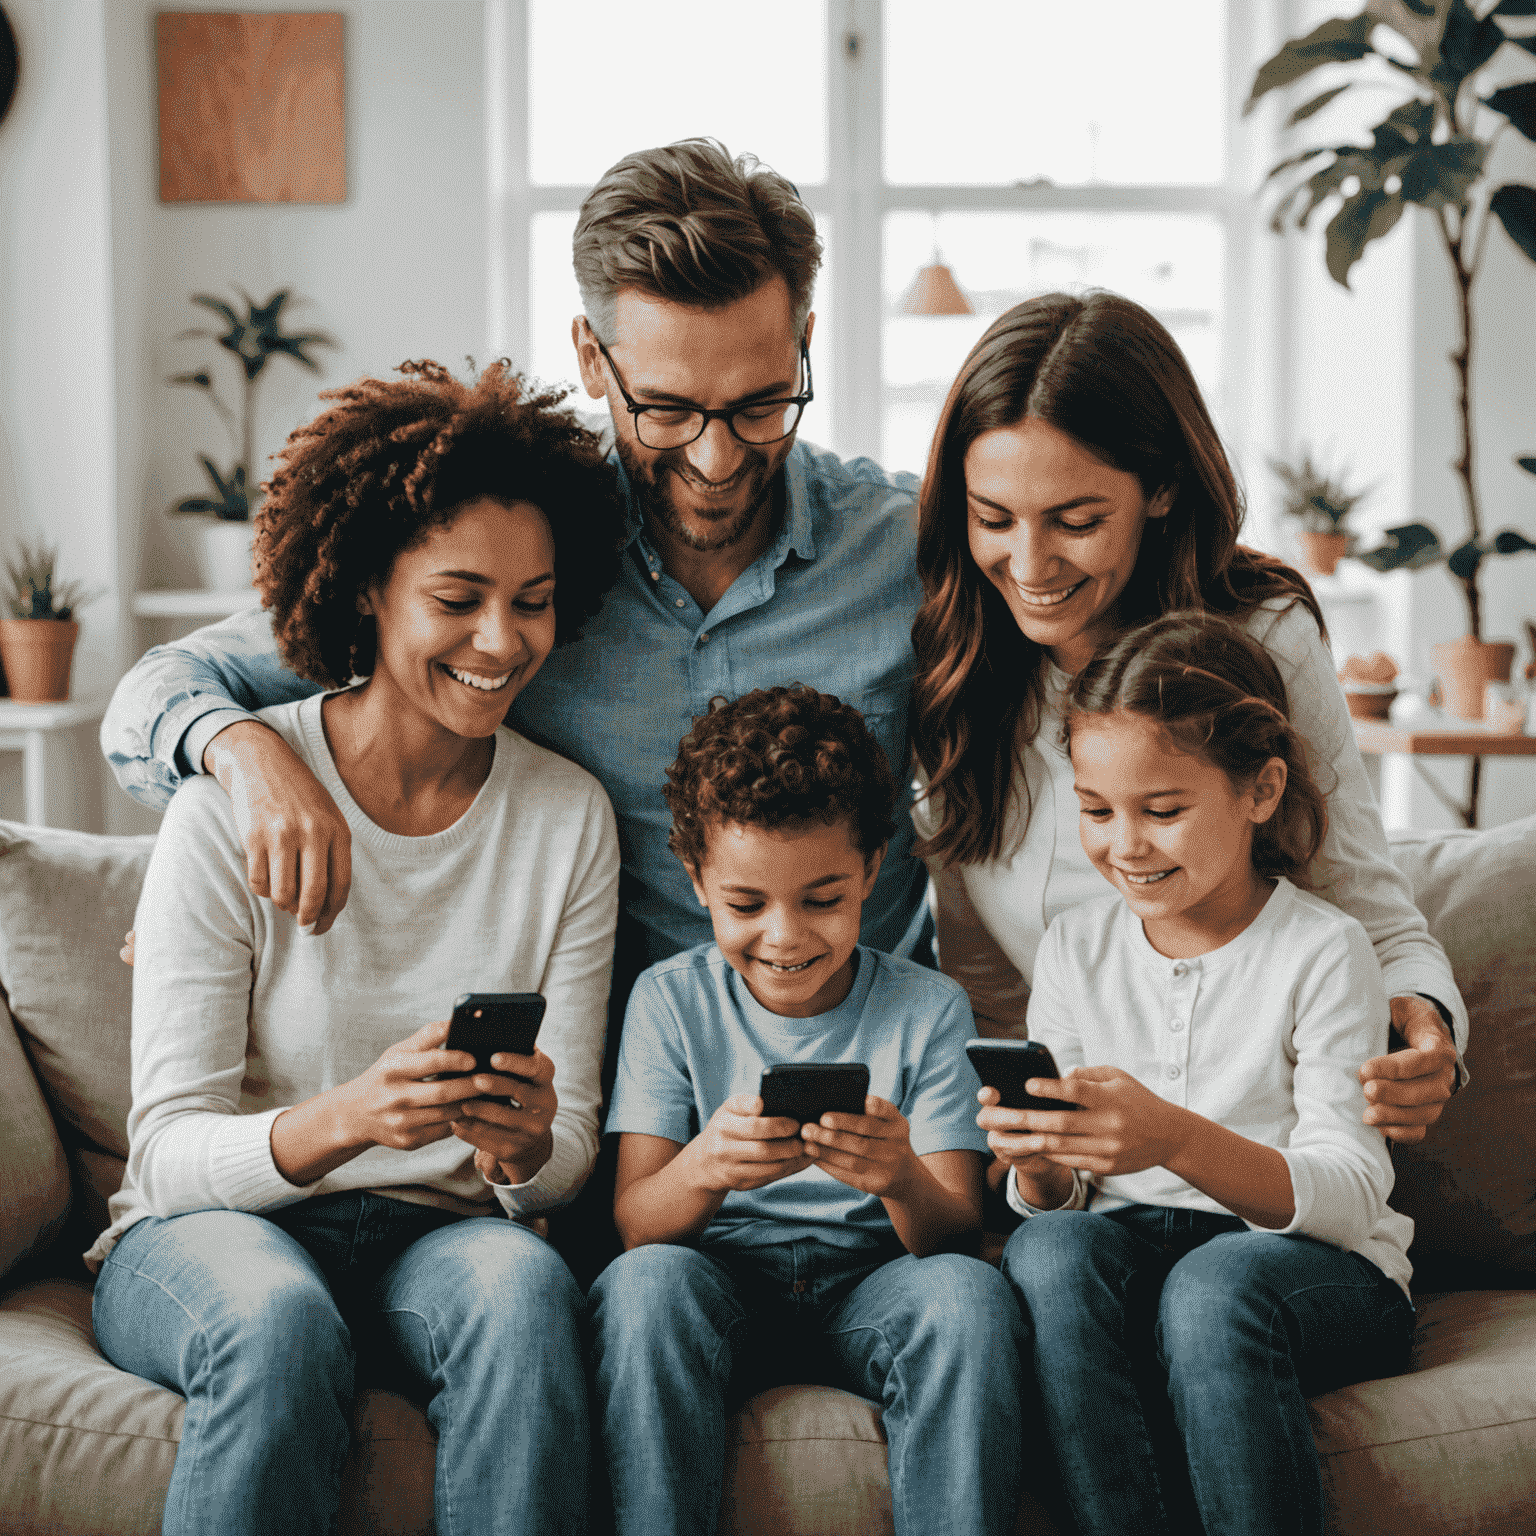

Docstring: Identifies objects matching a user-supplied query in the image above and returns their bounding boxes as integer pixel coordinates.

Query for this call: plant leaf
[1399,136,1487,208]
[168,370,213,389]
[1431,0,1507,93]
[1287,84,1354,125]
[191,295,240,328]
[1263,146,1338,185]
[1493,529,1536,555]
[1354,522,1444,570]
[1446,537,1485,579]
[175,496,221,514]
[1517,454,1536,474]
[1485,80,1536,142]
[1492,0,1536,16]
[1490,184,1536,261]
[1371,97,1436,156]
[1244,13,1377,115]
[1503,32,1536,57]
[1325,188,1406,284]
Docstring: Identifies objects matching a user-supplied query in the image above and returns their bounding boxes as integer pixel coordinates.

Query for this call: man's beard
[617,437,788,554]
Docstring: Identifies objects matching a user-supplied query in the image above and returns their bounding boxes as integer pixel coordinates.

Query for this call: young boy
[588,686,1027,1536]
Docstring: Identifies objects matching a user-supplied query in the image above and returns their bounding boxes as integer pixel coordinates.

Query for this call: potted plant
[1269,448,1371,575]
[0,542,97,703]
[1247,0,1536,718]
[169,286,333,591]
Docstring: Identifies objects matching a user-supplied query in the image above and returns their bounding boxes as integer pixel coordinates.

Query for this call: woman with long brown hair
[911,290,1463,1141]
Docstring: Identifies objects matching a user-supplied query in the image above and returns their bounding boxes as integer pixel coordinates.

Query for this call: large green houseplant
[1248,0,1536,718]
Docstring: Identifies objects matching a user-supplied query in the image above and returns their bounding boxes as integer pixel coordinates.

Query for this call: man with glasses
[102,138,929,990]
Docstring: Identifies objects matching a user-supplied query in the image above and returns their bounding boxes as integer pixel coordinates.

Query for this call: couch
[2,816,1533,1535]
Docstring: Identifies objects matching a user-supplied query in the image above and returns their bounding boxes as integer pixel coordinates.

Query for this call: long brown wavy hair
[912,291,1324,868]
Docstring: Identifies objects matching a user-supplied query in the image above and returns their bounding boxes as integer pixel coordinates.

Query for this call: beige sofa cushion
[1387,817,1536,1277]
[0,822,151,1232]
[0,991,71,1281]
[0,1277,436,1536]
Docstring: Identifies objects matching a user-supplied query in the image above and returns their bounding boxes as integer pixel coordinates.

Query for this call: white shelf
[0,697,106,731]
[132,590,258,618]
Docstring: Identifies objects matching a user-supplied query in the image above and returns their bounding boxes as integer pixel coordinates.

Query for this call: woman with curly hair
[86,362,624,1536]
[911,292,1466,1144]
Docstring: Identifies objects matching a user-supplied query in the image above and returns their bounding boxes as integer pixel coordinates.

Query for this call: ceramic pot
[1344,688,1397,721]
[1299,530,1349,576]
[1432,636,1516,721]
[190,518,256,592]
[0,619,79,702]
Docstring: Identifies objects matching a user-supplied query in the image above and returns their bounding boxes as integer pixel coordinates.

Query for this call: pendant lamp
[899,257,974,315]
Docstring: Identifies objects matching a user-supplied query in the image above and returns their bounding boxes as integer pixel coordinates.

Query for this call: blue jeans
[588,1237,1029,1536]
[92,1192,588,1536]
[1001,1205,1415,1536]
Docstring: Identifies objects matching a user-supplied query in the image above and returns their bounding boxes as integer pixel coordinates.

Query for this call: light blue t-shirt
[606,943,989,1251]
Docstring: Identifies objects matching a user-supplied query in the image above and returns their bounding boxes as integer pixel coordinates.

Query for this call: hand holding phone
[690,1093,814,1193]
[965,1039,1080,1113]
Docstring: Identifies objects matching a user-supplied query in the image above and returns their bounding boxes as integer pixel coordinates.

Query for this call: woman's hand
[458,1048,560,1188]
[802,1095,920,1198]
[687,1095,811,1193]
[121,930,136,966]
[1359,996,1458,1144]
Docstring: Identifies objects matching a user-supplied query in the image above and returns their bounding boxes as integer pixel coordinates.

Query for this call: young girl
[984,611,1416,1536]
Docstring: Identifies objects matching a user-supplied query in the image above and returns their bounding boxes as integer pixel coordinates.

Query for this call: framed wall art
[157,11,345,203]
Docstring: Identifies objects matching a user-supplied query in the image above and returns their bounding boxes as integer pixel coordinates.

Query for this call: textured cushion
[722,1385,1063,1536]
[1311,1290,1536,1534]
[0,1277,436,1536]
[0,992,71,1280]
[0,823,151,1179]
[1387,817,1536,1277]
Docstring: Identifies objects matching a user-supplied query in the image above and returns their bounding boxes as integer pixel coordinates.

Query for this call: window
[492,0,1253,472]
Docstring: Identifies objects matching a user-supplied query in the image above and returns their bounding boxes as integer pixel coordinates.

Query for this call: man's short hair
[663,685,897,873]
[573,138,822,343]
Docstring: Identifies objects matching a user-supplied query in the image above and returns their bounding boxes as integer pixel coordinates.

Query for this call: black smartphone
[759,1063,870,1126]
[440,993,546,1101]
[965,1039,1080,1113]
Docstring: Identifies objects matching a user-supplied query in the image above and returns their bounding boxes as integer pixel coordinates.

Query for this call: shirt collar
[609,441,819,566]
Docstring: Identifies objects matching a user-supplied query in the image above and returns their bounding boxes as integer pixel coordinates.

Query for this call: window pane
[885,1,1226,186]
[531,212,839,449]
[882,211,1224,474]
[529,1,828,186]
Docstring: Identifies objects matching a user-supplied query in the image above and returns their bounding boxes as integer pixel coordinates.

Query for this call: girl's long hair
[1064,613,1329,886]
[912,290,1324,868]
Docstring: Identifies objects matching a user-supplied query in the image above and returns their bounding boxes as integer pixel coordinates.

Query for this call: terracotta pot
[0,618,79,702]
[1431,636,1516,721]
[1344,689,1397,721]
[1299,530,1349,576]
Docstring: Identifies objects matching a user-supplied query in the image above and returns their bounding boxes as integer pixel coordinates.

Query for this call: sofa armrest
[0,990,71,1281]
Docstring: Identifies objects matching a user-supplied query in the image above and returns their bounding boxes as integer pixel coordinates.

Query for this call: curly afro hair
[664,685,897,873]
[255,360,625,688]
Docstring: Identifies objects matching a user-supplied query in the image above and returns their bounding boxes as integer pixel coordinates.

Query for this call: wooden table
[1353,719,1536,827]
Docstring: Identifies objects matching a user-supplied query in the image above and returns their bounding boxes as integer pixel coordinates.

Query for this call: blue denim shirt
[102,440,929,962]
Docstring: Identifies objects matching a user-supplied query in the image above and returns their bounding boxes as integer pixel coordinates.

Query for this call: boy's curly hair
[1065,612,1331,886]
[255,360,625,688]
[664,685,897,872]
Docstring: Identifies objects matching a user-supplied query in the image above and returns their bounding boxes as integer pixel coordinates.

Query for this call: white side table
[0,698,108,830]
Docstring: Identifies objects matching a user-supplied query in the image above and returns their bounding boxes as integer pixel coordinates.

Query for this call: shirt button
[792,1280,807,1294]
[700,632,710,643]
[1168,1018,1184,1032]
[1172,963,1187,977]
[1167,1064,1181,1081]
[675,598,685,607]
[649,570,659,581]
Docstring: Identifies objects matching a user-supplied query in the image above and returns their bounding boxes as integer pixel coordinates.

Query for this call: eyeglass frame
[594,333,814,450]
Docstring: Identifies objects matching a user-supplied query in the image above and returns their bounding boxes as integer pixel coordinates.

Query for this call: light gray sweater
[87,694,619,1268]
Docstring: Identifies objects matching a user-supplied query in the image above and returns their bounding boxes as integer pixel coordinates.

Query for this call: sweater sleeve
[929,862,1033,1038]
[1255,601,1468,1072]
[124,781,321,1217]
[100,606,321,810]
[1268,921,1398,1251]
[486,780,620,1218]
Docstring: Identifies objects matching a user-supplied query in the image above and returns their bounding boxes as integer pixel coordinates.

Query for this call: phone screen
[759,1063,870,1126]
[444,992,546,1077]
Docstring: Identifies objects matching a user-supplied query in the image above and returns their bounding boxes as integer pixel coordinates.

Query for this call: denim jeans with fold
[588,1235,1030,1536]
[92,1191,588,1536]
[1001,1204,1415,1536]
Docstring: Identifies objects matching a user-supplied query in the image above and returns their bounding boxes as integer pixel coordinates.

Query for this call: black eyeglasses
[596,336,813,450]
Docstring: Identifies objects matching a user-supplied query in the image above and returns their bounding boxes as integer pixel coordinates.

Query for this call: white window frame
[488,0,1277,470]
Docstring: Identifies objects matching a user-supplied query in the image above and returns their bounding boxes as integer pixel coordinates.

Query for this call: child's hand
[976,1085,1065,1176]
[691,1095,812,1192]
[801,1095,920,1198]
[1013,1066,1190,1178]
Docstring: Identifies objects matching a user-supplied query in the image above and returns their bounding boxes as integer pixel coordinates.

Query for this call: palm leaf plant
[1247,0,1536,638]
[169,288,334,521]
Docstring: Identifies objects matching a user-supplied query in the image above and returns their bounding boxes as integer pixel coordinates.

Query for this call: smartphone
[439,993,546,1103]
[965,1039,1080,1113]
[759,1063,870,1126]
